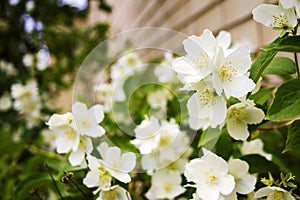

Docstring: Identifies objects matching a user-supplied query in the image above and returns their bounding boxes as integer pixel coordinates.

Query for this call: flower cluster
[47,101,136,199]
[184,148,256,200]
[172,29,264,141]
[131,116,191,199]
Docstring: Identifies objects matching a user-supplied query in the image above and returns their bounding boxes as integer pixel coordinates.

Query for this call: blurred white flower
[145,169,186,200]
[187,78,226,129]
[41,129,57,151]
[11,80,42,127]
[147,88,172,110]
[97,142,136,183]
[22,53,34,67]
[254,186,295,200]
[252,3,297,30]
[98,185,131,200]
[154,52,176,83]
[36,49,50,71]
[228,159,256,195]
[72,101,105,137]
[117,52,143,73]
[241,138,272,161]
[131,116,161,154]
[0,60,17,76]
[226,100,265,141]
[0,93,12,111]
[280,0,300,17]
[83,155,112,191]
[184,148,235,200]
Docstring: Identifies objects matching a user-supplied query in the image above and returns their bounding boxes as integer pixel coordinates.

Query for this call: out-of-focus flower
[184,148,235,200]
[254,186,295,200]
[226,100,265,141]
[0,93,12,111]
[280,0,300,17]
[131,116,161,154]
[98,185,131,200]
[147,88,172,110]
[0,60,17,75]
[154,52,176,83]
[252,3,297,30]
[145,169,186,200]
[241,138,272,161]
[97,142,136,183]
[72,101,105,137]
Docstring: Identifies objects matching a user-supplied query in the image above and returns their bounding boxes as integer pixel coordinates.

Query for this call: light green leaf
[267,78,300,121]
[263,57,296,75]
[198,127,221,149]
[249,87,274,105]
[283,120,300,153]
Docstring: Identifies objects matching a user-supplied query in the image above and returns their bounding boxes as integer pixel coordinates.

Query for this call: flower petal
[223,75,255,98]
[245,107,265,124]
[89,104,104,123]
[69,148,85,166]
[120,152,136,172]
[227,120,249,141]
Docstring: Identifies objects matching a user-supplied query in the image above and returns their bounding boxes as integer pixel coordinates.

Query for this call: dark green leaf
[241,155,279,174]
[249,87,274,105]
[263,57,296,75]
[263,36,300,52]
[250,37,283,82]
[267,78,300,121]
[283,120,300,153]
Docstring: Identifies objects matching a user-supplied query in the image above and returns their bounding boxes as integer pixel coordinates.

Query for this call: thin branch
[45,163,64,200]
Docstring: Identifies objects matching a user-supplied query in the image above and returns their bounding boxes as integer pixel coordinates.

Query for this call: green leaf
[283,120,300,153]
[267,78,300,121]
[198,127,222,149]
[263,35,300,52]
[250,37,283,82]
[249,87,274,105]
[263,57,296,75]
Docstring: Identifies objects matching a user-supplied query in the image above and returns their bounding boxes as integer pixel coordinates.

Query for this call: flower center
[194,52,209,71]
[98,166,112,185]
[272,14,289,29]
[206,172,218,184]
[199,89,217,106]
[164,183,172,192]
[269,191,284,200]
[219,61,237,82]
[231,107,246,123]
[159,135,171,148]
[64,128,77,140]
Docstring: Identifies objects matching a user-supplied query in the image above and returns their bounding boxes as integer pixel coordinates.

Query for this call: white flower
[254,186,296,200]
[252,4,297,30]
[117,52,143,73]
[228,159,256,195]
[22,54,34,68]
[54,125,80,154]
[241,138,272,161]
[83,155,112,191]
[0,60,17,76]
[184,148,235,200]
[41,129,57,151]
[226,100,265,141]
[72,101,105,137]
[131,116,161,154]
[187,78,227,129]
[46,112,73,131]
[280,0,300,17]
[68,136,93,166]
[97,142,136,183]
[212,46,255,98]
[0,93,12,111]
[98,185,131,200]
[146,169,186,200]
